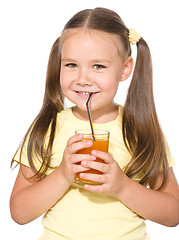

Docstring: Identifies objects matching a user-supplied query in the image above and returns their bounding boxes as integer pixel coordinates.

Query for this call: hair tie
[128,28,141,45]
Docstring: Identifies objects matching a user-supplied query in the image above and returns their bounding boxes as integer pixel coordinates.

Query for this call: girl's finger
[81,160,109,173]
[73,164,90,174]
[83,183,104,193]
[67,134,84,147]
[72,154,96,164]
[68,139,93,154]
[79,172,105,184]
[91,150,113,164]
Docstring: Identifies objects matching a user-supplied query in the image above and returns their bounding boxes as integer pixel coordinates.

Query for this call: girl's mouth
[77,91,91,95]
[75,91,99,96]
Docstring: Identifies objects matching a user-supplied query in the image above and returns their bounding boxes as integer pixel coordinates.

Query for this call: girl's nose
[76,70,93,86]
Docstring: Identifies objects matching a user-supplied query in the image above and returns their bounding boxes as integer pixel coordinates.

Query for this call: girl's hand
[80,150,127,197]
[59,134,96,185]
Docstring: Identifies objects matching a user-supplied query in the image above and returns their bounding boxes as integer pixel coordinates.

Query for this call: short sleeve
[13,133,42,171]
[13,135,31,168]
[165,138,175,168]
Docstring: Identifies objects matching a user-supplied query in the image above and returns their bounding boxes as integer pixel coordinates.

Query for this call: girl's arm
[117,167,179,227]
[80,150,179,227]
[10,134,93,224]
[10,164,71,224]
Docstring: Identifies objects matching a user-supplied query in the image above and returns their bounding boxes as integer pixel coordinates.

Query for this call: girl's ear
[120,56,134,82]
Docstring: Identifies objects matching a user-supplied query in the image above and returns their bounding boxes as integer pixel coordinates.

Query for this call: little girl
[10,8,179,240]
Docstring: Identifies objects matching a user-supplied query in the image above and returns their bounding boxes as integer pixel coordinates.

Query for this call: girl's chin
[66,96,105,112]
[73,104,91,112]
[68,99,94,111]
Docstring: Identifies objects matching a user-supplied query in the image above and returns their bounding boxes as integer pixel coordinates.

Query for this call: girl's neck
[72,103,119,124]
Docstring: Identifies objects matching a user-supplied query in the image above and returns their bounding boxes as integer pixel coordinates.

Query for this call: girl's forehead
[60,28,124,59]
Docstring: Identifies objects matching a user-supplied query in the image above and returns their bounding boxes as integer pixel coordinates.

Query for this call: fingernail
[91,150,97,155]
[91,156,96,160]
[80,173,85,178]
[81,160,87,166]
[86,140,92,145]
[78,134,83,139]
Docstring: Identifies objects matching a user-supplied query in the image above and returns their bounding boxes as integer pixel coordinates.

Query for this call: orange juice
[75,130,110,185]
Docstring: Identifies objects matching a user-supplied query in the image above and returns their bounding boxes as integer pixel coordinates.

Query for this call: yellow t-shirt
[14,106,175,240]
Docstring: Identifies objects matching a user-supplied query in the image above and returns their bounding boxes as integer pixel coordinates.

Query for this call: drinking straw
[86,93,95,141]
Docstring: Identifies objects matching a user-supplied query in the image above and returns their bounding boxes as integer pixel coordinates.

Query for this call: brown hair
[12,7,168,188]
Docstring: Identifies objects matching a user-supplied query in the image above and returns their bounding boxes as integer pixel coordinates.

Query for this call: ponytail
[122,38,168,189]
[12,37,64,180]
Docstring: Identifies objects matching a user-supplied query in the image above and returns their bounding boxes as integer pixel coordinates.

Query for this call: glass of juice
[75,129,110,185]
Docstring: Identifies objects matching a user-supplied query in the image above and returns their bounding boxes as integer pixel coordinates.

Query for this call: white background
[1,0,179,239]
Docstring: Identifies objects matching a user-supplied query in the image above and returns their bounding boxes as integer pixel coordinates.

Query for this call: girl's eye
[93,64,105,70]
[66,63,78,68]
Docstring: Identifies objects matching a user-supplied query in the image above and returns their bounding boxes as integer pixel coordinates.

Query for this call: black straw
[86,93,95,141]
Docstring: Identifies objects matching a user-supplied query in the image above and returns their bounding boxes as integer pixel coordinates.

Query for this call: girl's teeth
[80,92,90,95]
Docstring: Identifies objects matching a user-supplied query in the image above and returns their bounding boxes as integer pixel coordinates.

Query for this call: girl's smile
[74,91,100,98]
[60,28,133,123]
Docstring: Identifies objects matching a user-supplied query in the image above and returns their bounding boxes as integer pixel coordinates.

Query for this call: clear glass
[75,129,110,185]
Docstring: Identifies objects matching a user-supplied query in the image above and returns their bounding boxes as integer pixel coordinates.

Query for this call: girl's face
[60,29,132,122]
